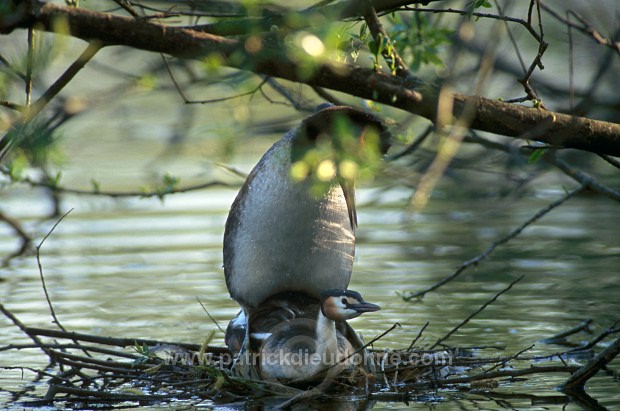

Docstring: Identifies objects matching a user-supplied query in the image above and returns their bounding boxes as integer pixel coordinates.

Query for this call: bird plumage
[222,105,387,380]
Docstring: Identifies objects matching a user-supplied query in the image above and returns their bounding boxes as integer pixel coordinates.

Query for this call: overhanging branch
[2,2,620,156]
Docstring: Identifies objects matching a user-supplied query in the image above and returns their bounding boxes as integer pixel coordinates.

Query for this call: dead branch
[562,336,620,392]
[36,209,72,332]
[407,321,430,351]
[0,208,32,261]
[0,168,237,198]
[0,304,51,359]
[430,275,524,349]
[540,319,593,345]
[433,365,580,386]
[552,157,620,202]
[539,1,620,56]
[0,342,141,359]
[24,326,228,354]
[568,320,620,353]
[0,42,102,161]
[2,3,620,156]
[404,186,584,299]
[2,299,614,408]
[44,385,170,403]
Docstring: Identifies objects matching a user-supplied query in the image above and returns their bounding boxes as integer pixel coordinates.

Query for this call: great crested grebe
[223,104,388,379]
[258,289,379,381]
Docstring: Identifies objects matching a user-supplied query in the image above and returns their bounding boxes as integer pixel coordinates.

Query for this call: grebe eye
[341,298,347,305]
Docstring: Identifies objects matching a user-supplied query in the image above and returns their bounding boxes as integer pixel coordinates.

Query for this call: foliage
[390,12,454,71]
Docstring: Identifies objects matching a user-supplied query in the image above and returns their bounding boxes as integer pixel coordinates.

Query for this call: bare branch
[404,186,585,299]
[36,209,73,332]
[0,208,32,261]
[562,336,620,392]
[540,1,620,56]
[552,157,620,202]
[2,3,619,156]
[429,275,524,350]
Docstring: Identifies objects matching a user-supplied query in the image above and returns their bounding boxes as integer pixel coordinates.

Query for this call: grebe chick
[226,289,380,382]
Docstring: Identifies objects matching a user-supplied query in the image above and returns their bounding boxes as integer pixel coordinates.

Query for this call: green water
[1,176,619,409]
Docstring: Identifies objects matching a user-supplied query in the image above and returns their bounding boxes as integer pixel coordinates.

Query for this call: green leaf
[528,148,545,164]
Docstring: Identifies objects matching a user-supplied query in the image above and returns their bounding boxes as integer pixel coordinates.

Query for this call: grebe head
[320,289,381,321]
[254,289,380,381]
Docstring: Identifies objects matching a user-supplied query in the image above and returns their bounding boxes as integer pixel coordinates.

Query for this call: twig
[562,336,620,392]
[407,321,429,351]
[552,157,620,202]
[163,53,270,105]
[539,1,620,55]
[0,366,70,382]
[112,0,139,17]
[0,342,141,359]
[0,42,102,162]
[517,0,548,106]
[35,209,95,358]
[263,77,310,110]
[492,0,527,75]
[276,377,333,409]
[197,297,225,333]
[0,52,27,81]
[0,170,236,198]
[568,320,620,353]
[0,304,50,359]
[36,209,73,332]
[484,344,535,373]
[387,125,433,161]
[405,185,585,299]
[434,364,579,386]
[540,318,593,344]
[25,27,34,107]
[25,327,230,354]
[430,275,524,350]
[408,7,543,43]
[312,86,346,107]
[0,208,32,260]
[363,0,411,78]
[45,384,170,402]
[599,154,620,170]
[28,42,103,120]
[49,350,147,373]
[338,323,402,367]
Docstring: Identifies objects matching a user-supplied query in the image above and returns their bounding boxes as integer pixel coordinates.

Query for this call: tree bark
[2,2,620,156]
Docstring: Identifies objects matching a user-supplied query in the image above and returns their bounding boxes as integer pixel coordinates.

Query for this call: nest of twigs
[2,306,619,410]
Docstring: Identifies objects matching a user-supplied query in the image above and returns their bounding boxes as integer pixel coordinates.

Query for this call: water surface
[1,180,619,409]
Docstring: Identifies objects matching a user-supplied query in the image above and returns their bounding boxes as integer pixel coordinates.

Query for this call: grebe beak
[350,301,381,314]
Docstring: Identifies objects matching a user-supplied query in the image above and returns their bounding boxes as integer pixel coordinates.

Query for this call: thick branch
[562,336,620,392]
[3,3,620,156]
[192,0,442,36]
